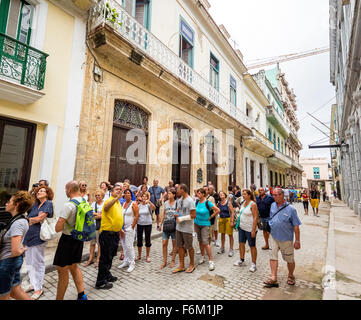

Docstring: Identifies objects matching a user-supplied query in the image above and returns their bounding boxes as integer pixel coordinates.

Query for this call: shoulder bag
[162,201,177,233]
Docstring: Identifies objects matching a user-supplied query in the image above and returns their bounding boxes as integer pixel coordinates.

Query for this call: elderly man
[256,187,275,250]
[264,188,301,288]
[95,185,124,290]
[149,179,166,231]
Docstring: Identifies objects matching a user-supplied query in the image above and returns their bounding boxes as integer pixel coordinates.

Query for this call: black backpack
[0,213,28,249]
[196,199,214,224]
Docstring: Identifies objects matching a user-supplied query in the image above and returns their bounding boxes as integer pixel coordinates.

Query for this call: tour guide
[264,188,301,288]
[95,185,124,290]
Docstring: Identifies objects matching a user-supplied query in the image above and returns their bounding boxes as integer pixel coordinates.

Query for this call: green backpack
[66,198,96,242]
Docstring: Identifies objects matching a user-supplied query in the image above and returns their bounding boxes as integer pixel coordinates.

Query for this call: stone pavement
[20,202,330,300]
[330,200,361,300]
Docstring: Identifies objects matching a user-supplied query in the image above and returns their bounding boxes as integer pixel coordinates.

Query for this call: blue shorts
[238,228,257,247]
[0,255,23,296]
[162,231,176,240]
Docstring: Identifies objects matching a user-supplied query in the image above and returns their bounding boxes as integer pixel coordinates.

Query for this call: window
[134,0,151,29]
[277,137,280,151]
[0,0,34,45]
[268,128,272,141]
[313,167,320,179]
[273,133,276,150]
[179,18,194,67]
[210,53,219,90]
[230,75,237,106]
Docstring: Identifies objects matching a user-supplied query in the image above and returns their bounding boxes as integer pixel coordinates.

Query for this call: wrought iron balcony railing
[89,0,253,129]
[0,32,48,90]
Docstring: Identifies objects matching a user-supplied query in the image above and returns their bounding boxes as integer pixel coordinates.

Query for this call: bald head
[66,180,80,198]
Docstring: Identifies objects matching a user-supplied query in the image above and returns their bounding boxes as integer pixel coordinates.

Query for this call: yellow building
[0,0,91,209]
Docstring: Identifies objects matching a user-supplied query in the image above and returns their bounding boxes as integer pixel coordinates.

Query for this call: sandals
[287,275,296,285]
[172,267,186,274]
[262,246,270,250]
[119,253,124,260]
[263,279,279,288]
[146,257,151,263]
[31,290,44,300]
[186,266,195,273]
[84,260,94,267]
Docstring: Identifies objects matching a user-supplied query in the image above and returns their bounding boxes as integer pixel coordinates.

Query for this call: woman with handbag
[23,186,54,299]
[194,189,220,271]
[85,189,105,267]
[159,189,178,269]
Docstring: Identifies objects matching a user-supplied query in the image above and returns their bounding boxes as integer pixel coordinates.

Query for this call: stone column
[345,131,354,208]
[353,91,361,219]
[349,115,360,215]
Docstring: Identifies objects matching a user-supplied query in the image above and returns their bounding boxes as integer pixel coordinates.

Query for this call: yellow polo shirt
[100,197,124,232]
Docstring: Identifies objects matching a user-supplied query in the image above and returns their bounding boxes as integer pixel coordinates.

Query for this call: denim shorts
[0,255,24,296]
[162,231,176,240]
[238,228,257,247]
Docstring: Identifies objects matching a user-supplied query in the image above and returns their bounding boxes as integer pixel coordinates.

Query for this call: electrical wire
[298,95,336,123]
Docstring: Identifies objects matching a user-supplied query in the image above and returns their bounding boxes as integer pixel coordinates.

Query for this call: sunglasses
[81,184,87,187]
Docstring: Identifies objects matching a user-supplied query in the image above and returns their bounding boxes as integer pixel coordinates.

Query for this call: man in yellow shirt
[95,185,124,290]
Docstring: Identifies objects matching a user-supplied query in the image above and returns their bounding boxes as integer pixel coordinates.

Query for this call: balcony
[243,128,275,157]
[266,105,290,137]
[0,33,48,104]
[88,0,253,131]
[268,149,292,168]
[291,160,303,172]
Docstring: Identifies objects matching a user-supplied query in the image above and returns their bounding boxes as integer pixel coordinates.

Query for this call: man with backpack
[53,181,90,300]
[95,185,124,290]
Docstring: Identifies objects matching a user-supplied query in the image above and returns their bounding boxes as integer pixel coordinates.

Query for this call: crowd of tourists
[0,177,309,300]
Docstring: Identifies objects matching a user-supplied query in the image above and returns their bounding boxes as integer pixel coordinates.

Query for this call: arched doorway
[172,123,191,187]
[109,100,149,186]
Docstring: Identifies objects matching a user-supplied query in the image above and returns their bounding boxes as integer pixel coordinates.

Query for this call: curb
[21,230,163,278]
[322,201,337,300]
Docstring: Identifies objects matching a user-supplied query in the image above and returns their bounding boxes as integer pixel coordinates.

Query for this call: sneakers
[209,261,215,271]
[196,250,201,255]
[215,241,220,247]
[117,262,129,269]
[126,263,135,273]
[198,256,205,264]
[107,276,118,283]
[228,249,234,257]
[217,247,225,254]
[249,263,257,273]
[233,259,245,267]
[77,294,88,300]
[95,282,113,290]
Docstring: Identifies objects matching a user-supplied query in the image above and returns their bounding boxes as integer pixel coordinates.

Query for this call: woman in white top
[85,189,105,267]
[118,189,139,273]
[234,189,259,273]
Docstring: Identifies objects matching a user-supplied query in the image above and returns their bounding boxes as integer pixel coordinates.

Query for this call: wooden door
[109,100,148,187]
[0,116,36,208]
[172,124,190,187]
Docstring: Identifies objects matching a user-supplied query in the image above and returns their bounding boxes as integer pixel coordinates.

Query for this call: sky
[208,0,335,161]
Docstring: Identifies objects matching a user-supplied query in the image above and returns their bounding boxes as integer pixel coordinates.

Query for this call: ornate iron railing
[89,0,253,129]
[0,32,48,90]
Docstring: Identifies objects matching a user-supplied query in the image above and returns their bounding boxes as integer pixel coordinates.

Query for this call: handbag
[152,187,162,208]
[162,201,177,233]
[40,217,57,241]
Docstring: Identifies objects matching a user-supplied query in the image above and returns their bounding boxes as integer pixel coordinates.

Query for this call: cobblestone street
[33,202,328,300]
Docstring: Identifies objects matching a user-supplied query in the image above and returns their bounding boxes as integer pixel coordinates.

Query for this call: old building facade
[0,0,89,209]
[329,0,361,218]
[75,0,258,194]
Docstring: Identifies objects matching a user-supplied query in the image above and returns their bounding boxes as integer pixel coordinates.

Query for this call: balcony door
[109,100,148,187]
[0,116,36,208]
[0,0,33,44]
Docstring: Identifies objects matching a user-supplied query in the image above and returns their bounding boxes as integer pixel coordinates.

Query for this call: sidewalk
[327,200,361,300]
[20,221,162,278]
